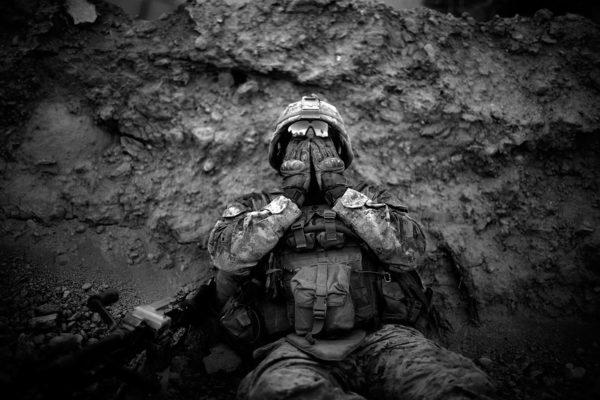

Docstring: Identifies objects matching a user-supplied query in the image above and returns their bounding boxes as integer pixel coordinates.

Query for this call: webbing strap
[291,218,307,249]
[323,210,337,241]
[311,263,328,335]
[356,270,391,282]
[407,299,423,323]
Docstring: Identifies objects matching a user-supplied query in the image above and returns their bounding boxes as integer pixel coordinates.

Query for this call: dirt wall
[1,0,600,397]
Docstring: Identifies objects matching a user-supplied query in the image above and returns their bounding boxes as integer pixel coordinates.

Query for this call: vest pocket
[290,263,355,336]
[219,297,262,345]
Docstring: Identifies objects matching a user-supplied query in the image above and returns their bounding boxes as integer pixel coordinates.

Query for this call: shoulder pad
[263,196,288,215]
[222,203,247,218]
[339,189,368,209]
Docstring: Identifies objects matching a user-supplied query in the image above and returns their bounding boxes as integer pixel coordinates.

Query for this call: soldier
[207,96,495,400]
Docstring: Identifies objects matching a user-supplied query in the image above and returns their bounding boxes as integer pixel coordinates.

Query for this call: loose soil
[1,1,599,399]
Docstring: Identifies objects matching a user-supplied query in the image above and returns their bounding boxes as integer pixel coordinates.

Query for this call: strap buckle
[313,296,327,319]
[323,210,337,241]
[291,219,307,249]
[383,272,392,283]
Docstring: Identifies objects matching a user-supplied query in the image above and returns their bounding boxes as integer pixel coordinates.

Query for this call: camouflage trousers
[237,324,495,400]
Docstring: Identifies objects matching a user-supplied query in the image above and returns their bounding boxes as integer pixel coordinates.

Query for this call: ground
[0,0,599,399]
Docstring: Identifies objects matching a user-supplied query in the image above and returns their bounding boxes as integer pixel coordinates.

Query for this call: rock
[48,333,82,351]
[154,58,171,67]
[66,0,97,25]
[202,343,242,374]
[75,224,86,233]
[534,8,554,22]
[235,80,259,97]
[167,127,185,143]
[478,357,493,367]
[423,43,436,60]
[29,314,58,330]
[135,21,157,35]
[541,34,557,44]
[95,226,105,234]
[565,364,586,380]
[210,110,222,122]
[194,36,208,50]
[35,303,60,316]
[203,159,215,173]
[421,123,445,137]
[68,311,81,321]
[82,283,92,291]
[110,161,132,177]
[120,137,148,160]
[161,255,175,270]
[575,222,594,235]
[191,126,214,146]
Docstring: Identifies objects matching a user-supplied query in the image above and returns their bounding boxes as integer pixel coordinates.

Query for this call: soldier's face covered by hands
[280,122,348,206]
[309,133,345,190]
[279,131,312,207]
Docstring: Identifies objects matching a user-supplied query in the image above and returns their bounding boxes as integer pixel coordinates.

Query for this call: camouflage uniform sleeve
[332,187,426,272]
[208,195,302,275]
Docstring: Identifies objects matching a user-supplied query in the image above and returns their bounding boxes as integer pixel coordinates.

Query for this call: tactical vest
[219,204,433,348]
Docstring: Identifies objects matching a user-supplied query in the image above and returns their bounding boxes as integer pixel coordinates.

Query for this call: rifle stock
[15,279,218,399]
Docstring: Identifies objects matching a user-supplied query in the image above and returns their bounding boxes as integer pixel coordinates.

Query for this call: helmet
[268,95,354,171]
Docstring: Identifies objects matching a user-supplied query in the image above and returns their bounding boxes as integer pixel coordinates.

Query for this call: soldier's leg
[357,324,495,400]
[237,341,365,400]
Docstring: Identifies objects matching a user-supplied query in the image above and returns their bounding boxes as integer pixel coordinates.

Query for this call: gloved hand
[280,138,311,207]
[310,137,348,206]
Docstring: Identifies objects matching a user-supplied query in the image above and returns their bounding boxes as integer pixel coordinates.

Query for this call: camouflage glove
[280,138,311,207]
[310,137,348,206]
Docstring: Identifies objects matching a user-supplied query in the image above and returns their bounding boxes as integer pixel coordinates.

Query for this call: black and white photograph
[1,1,599,399]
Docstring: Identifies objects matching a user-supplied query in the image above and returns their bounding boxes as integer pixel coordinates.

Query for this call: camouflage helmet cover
[268,95,354,171]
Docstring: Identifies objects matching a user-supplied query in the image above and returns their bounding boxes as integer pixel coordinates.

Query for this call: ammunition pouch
[278,244,380,340]
[289,255,355,337]
[219,297,262,346]
[219,281,292,347]
[378,270,434,332]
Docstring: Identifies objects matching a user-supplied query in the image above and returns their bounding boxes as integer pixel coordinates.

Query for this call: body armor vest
[219,204,432,348]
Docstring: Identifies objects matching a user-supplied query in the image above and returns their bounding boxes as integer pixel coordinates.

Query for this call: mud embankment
[1,1,599,398]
